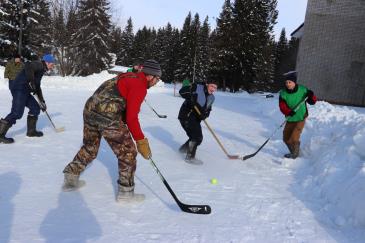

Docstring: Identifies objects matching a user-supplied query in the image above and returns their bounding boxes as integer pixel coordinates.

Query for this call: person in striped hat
[62,59,162,203]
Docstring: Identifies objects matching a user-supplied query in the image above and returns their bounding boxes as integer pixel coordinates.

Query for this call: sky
[110,0,308,39]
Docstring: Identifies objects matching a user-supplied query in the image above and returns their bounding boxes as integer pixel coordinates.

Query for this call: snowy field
[1,67,365,242]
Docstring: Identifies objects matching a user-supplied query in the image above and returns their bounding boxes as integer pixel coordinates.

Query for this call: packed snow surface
[1,67,365,242]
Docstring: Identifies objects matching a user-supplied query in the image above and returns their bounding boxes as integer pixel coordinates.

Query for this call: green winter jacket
[182,79,191,87]
[279,85,308,122]
[4,59,24,80]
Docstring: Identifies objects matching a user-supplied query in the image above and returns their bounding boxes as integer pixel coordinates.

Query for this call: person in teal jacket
[279,71,317,159]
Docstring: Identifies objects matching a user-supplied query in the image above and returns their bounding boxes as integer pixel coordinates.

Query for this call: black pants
[179,115,203,145]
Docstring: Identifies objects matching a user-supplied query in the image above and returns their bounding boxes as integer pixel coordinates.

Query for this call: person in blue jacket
[0,54,55,144]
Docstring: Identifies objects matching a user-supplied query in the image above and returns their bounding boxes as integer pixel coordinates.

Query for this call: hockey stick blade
[150,158,212,214]
[242,153,256,160]
[157,114,167,118]
[227,154,240,160]
[179,203,211,214]
[56,127,65,133]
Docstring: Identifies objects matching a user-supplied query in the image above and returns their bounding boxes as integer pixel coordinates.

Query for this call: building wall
[297,0,365,106]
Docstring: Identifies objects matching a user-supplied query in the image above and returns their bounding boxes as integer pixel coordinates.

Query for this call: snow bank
[302,101,365,227]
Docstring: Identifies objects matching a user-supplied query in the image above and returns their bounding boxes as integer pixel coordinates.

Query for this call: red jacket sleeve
[279,96,292,116]
[117,73,147,141]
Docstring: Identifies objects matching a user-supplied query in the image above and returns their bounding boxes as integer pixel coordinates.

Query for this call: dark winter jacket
[178,82,215,121]
[279,84,317,122]
[4,59,23,80]
[12,60,48,101]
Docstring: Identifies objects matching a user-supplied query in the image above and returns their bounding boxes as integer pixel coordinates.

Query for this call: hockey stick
[33,94,65,133]
[194,106,240,159]
[144,99,167,118]
[242,97,308,160]
[149,157,211,214]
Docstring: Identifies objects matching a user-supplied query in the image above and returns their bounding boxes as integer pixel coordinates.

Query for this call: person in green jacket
[279,71,317,159]
[127,61,143,73]
[4,54,23,90]
[182,78,191,87]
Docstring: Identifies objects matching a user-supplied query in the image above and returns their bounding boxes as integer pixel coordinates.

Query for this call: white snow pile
[300,102,365,227]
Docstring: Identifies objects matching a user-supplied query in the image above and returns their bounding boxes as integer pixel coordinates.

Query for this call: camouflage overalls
[63,76,138,191]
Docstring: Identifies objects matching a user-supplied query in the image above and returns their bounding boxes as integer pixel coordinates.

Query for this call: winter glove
[28,81,37,94]
[306,89,316,105]
[136,137,151,159]
[306,90,314,99]
[289,110,296,117]
[39,100,47,112]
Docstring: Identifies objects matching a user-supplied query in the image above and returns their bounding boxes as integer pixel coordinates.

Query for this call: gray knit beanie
[142,59,162,77]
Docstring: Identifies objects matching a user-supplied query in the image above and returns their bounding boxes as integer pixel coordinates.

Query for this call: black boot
[292,142,300,159]
[0,119,14,144]
[185,141,198,161]
[284,143,294,159]
[26,115,43,137]
[179,140,190,153]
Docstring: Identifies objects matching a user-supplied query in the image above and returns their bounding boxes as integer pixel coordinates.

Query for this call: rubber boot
[117,185,145,203]
[179,140,190,153]
[292,142,300,159]
[62,173,85,191]
[185,140,198,161]
[0,119,14,144]
[26,115,43,137]
[284,143,294,159]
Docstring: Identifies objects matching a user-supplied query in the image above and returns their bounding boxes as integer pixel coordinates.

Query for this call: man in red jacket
[62,60,162,203]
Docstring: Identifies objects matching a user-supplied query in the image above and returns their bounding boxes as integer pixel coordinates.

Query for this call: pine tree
[72,0,112,76]
[27,0,53,58]
[211,0,235,90]
[230,0,278,92]
[131,26,155,64]
[174,12,195,82]
[109,25,123,66]
[195,16,211,82]
[116,17,134,66]
[273,28,288,84]
[0,0,33,59]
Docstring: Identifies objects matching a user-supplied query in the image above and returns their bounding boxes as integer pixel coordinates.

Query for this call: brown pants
[63,121,137,191]
[283,120,305,146]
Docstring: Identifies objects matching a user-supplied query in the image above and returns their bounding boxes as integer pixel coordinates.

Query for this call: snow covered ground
[1,67,365,242]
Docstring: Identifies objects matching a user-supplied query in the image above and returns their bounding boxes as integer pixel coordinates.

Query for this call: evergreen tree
[116,17,134,66]
[154,23,180,82]
[195,16,211,82]
[109,25,123,65]
[0,0,38,59]
[131,26,155,63]
[174,12,194,82]
[27,0,53,58]
[273,28,288,84]
[0,0,18,59]
[72,0,112,76]
[211,0,235,90]
[231,0,278,92]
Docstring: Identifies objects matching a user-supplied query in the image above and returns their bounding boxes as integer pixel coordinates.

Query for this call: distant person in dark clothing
[178,80,218,161]
[4,53,23,91]
[0,54,55,144]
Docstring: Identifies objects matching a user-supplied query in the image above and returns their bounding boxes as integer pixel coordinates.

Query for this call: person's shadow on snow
[39,191,102,243]
[7,112,63,137]
[0,172,21,243]
[144,126,181,151]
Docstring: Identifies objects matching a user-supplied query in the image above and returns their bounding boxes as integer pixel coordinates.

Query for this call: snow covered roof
[291,23,304,39]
